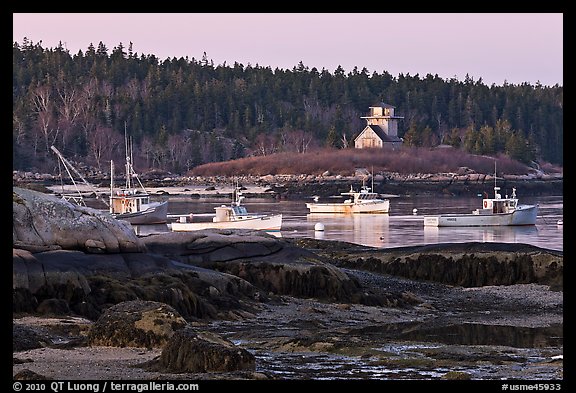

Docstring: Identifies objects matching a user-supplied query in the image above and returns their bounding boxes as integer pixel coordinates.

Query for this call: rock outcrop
[298,239,563,290]
[13,324,50,352]
[88,300,187,348]
[143,230,367,303]
[13,247,262,321]
[12,187,270,320]
[13,187,144,253]
[158,328,256,373]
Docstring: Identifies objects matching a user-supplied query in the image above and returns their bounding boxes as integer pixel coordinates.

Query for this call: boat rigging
[50,145,109,207]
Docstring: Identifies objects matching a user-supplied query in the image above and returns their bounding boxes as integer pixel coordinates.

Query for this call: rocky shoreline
[13,169,563,198]
[12,187,563,382]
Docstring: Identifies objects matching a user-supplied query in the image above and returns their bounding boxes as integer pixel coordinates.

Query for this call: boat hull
[114,200,169,225]
[170,214,282,232]
[306,200,389,214]
[423,205,538,227]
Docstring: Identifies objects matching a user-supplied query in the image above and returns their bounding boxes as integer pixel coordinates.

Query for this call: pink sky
[13,13,563,87]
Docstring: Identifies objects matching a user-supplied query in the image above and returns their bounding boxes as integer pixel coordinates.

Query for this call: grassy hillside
[188,147,562,177]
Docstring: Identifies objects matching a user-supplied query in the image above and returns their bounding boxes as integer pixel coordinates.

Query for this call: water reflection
[132,223,169,236]
[248,321,563,380]
[424,225,539,245]
[392,322,563,348]
[307,213,390,246]
[132,222,282,238]
[130,195,562,251]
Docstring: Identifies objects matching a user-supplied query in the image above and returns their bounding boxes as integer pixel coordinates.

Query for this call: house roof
[355,125,403,143]
[370,102,396,109]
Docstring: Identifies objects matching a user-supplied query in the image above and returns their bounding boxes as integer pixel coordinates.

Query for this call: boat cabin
[479,187,519,214]
[356,192,379,201]
[482,198,518,214]
[213,204,251,222]
[110,191,151,214]
[342,186,380,203]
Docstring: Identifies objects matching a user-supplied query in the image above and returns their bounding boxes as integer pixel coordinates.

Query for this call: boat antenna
[124,122,131,190]
[123,121,149,194]
[493,159,500,199]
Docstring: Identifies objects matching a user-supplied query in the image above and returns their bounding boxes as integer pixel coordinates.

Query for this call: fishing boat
[109,185,168,224]
[170,187,282,232]
[423,185,538,227]
[108,131,168,225]
[305,184,390,214]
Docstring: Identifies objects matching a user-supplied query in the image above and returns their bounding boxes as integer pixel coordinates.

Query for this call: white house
[354,103,404,149]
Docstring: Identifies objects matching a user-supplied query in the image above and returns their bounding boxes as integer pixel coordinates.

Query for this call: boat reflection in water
[132,223,169,237]
[307,213,390,246]
[132,222,282,238]
[424,225,539,245]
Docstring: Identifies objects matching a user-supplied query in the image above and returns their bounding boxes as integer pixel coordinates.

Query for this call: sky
[13,13,563,87]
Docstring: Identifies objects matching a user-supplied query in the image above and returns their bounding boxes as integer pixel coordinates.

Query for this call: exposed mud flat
[13,268,562,381]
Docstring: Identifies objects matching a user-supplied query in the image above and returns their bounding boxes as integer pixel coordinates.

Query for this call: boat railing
[62,194,86,206]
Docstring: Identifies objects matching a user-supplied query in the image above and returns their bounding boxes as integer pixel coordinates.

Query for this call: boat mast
[123,121,149,195]
[110,159,114,214]
[124,123,131,191]
[493,160,500,199]
[233,178,244,206]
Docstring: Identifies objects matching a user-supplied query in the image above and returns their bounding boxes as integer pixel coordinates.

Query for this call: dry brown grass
[188,147,552,177]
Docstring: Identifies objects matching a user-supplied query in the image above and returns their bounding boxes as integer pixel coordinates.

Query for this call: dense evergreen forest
[12,39,563,175]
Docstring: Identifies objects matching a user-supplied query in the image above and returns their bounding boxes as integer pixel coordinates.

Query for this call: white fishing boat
[306,184,390,214]
[170,187,282,233]
[423,185,538,227]
[108,129,168,225]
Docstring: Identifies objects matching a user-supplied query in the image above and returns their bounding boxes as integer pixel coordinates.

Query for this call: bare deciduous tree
[31,83,60,153]
[166,133,193,173]
[87,125,121,169]
[280,129,314,153]
[255,133,278,156]
[341,132,349,148]
[77,78,100,145]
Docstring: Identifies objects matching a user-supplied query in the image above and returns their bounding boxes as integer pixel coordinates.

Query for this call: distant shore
[14,170,564,199]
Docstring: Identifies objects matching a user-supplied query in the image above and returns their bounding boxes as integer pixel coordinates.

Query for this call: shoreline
[14,171,563,199]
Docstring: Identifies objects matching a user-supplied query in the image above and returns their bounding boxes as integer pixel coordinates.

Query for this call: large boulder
[158,328,255,373]
[88,300,187,348]
[13,324,50,352]
[13,187,144,254]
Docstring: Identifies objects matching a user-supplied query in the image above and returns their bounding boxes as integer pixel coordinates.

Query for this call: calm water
[136,194,563,252]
